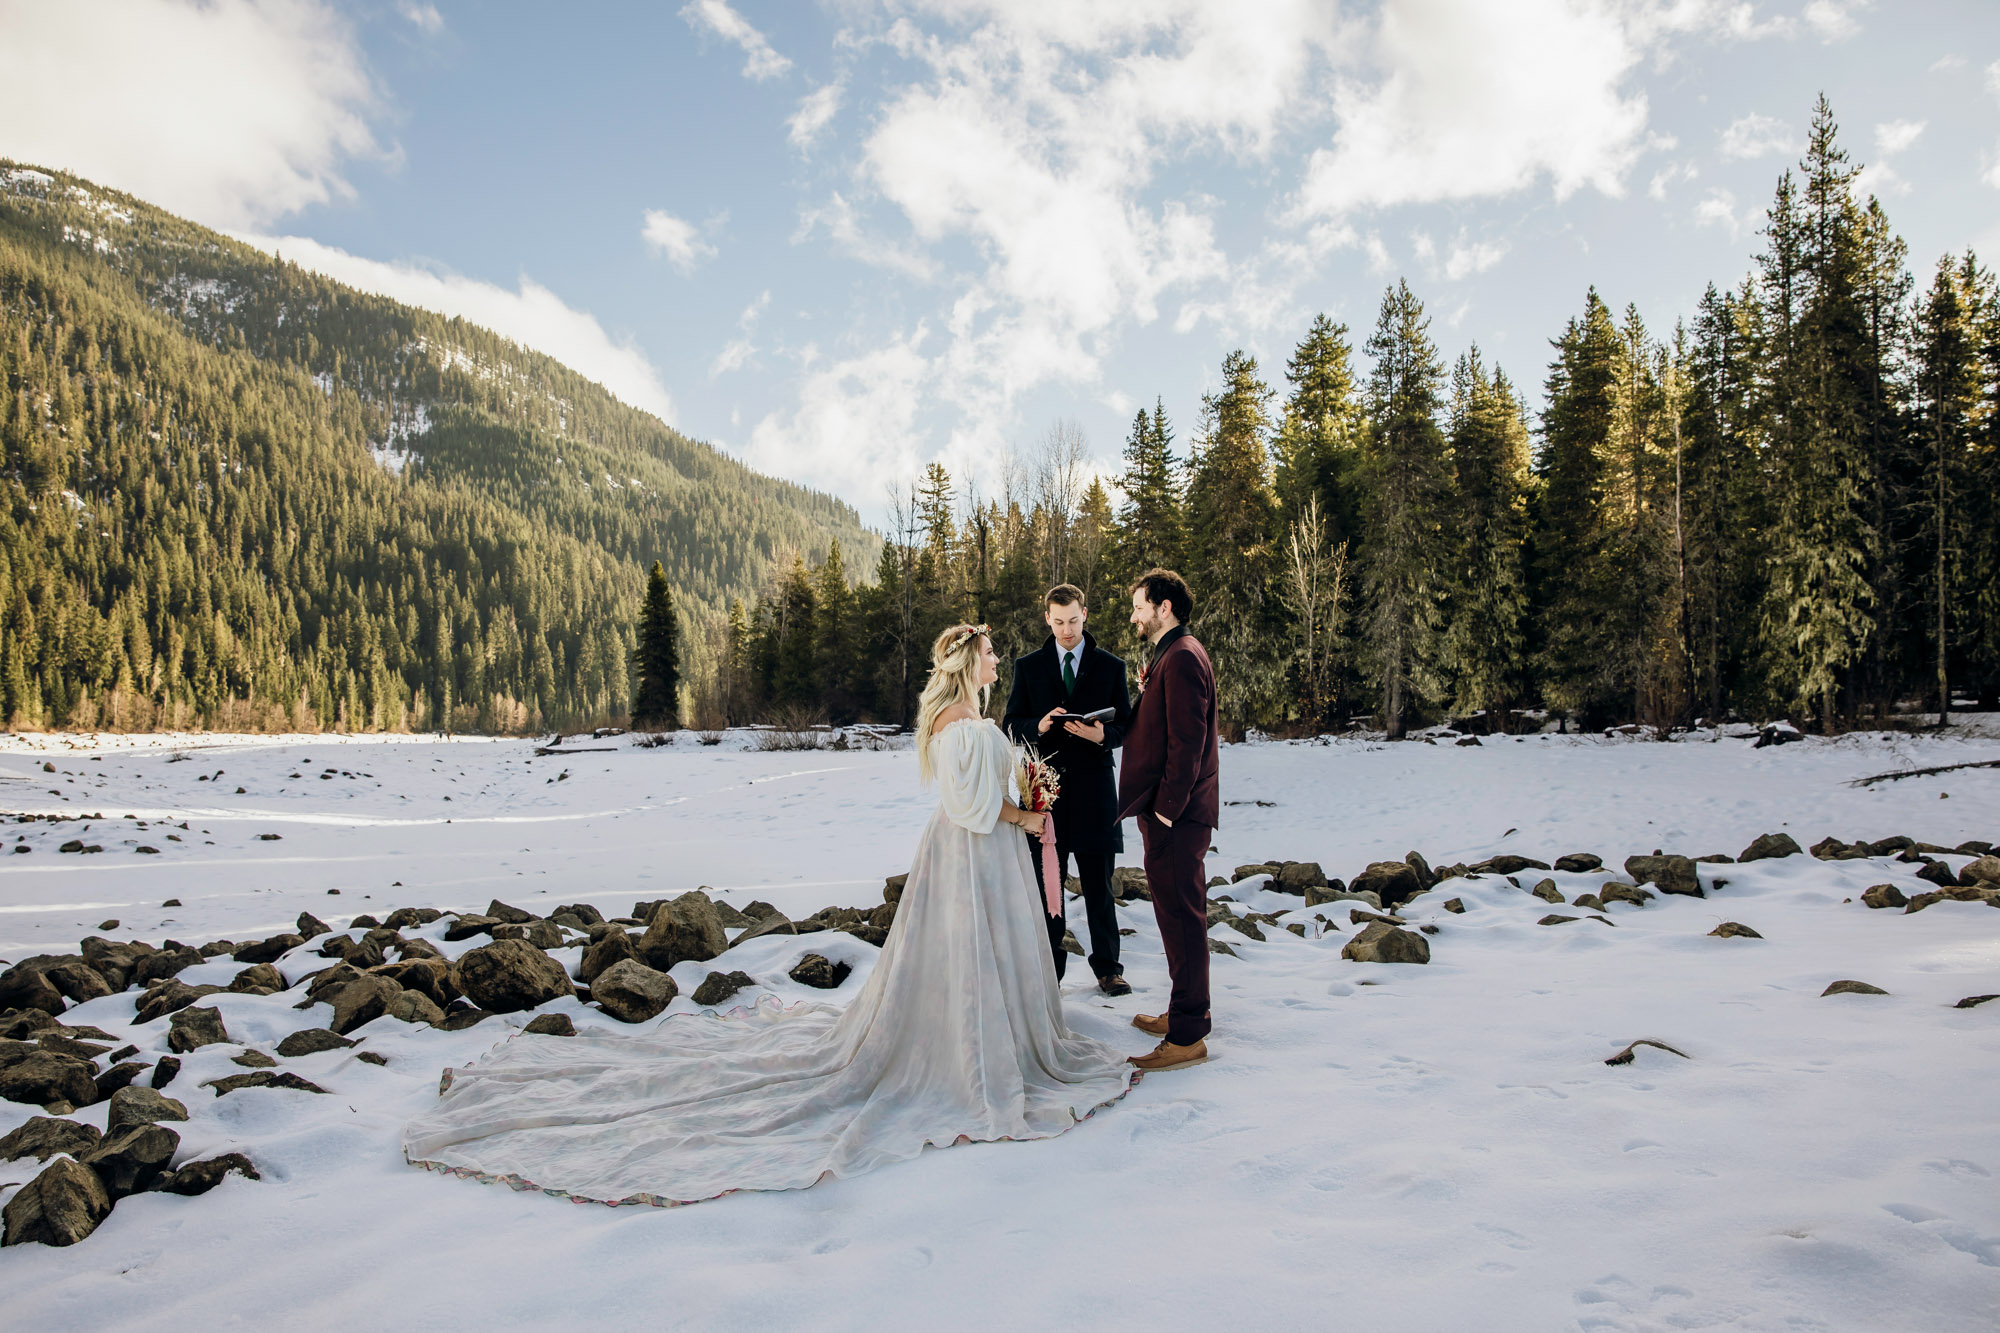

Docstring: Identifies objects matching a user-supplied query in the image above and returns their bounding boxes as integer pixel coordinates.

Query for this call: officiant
[1002,583,1136,996]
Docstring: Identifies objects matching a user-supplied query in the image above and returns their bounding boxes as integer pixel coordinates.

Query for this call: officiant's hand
[1037,706,1064,736]
[1062,718,1106,744]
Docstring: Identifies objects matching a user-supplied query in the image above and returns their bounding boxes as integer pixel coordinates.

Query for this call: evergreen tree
[631,561,681,728]
[1910,254,1986,721]
[1275,314,1367,557]
[1113,399,1183,578]
[1359,281,1452,739]
[1441,350,1527,727]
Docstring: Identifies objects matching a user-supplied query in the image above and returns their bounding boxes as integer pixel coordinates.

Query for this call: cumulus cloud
[1292,0,1656,218]
[788,82,844,151]
[1719,112,1796,160]
[1874,119,1925,155]
[641,208,718,271]
[240,233,676,424]
[1649,161,1699,199]
[1692,186,1752,239]
[0,0,386,229]
[1802,0,1863,42]
[680,0,791,81]
[745,329,934,499]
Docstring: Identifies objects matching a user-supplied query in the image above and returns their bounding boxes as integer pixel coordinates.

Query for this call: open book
[1051,706,1116,724]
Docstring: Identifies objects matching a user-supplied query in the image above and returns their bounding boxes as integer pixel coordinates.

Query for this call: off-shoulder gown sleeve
[403,718,1135,1206]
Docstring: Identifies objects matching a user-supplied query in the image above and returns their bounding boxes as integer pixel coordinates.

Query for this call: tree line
[714,98,1998,739]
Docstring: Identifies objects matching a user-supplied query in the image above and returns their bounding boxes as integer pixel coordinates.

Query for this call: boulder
[275,1028,356,1058]
[1530,879,1566,904]
[637,891,728,972]
[1738,832,1803,861]
[1809,836,1849,859]
[577,930,636,985]
[1598,882,1655,908]
[731,912,800,945]
[691,970,756,1007]
[1913,859,1957,888]
[789,954,852,989]
[438,1007,493,1032]
[1304,881,1365,908]
[135,978,225,1024]
[80,1122,179,1197]
[1861,883,1908,910]
[1538,914,1580,926]
[328,975,403,1035]
[203,1071,329,1096]
[1274,861,1329,894]
[167,1006,230,1054]
[1233,863,1279,882]
[149,1056,180,1089]
[1110,867,1150,901]
[80,937,157,991]
[385,990,446,1026]
[1954,994,1998,1009]
[134,945,203,987]
[0,1116,102,1163]
[1472,854,1552,875]
[485,899,535,924]
[1958,855,2000,887]
[0,959,67,1015]
[1553,853,1603,873]
[1339,921,1430,964]
[743,900,782,920]
[228,964,285,994]
[1571,892,1606,912]
[711,900,754,929]
[381,907,443,930]
[452,939,575,1014]
[1442,898,1466,914]
[303,962,366,1003]
[1403,851,1436,891]
[153,1152,259,1196]
[552,903,604,928]
[2,1155,112,1247]
[295,912,331,940]
[1709,922,1763,939]
[45,961,113,1005]
[231,1051,277,1069]
[231,933,304,966]
[593,959,677,1023]
[0,1050,99,1107]
[1822,979,1888,996]
[1623,854,1702,897]
[442,914,501,942]
[1350,860,1424,909]
[106,1085,188,1133]
[371,957,453,1007]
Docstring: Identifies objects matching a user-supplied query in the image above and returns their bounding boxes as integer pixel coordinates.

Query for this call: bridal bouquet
[1017,747,1063,915]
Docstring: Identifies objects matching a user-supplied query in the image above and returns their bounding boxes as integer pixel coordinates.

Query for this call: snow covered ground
[3,724,1997,1331]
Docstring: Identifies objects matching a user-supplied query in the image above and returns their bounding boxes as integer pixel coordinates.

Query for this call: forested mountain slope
[0,162,874,733]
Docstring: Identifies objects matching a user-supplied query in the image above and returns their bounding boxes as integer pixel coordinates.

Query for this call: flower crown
[946,623,989,655]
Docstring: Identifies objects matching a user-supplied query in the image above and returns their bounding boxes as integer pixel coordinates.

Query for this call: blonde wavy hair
[914,623,991,784]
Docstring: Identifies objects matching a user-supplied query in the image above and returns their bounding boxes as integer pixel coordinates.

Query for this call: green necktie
[1063,653,1075,695]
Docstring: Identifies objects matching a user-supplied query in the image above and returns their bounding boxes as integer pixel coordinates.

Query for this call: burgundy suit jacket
[1116,627,1220,828]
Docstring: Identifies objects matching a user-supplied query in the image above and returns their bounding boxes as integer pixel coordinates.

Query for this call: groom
[1002,583,1135,995]
[1117,568,1219,1073]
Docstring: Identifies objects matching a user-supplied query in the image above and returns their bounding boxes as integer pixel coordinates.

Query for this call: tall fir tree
[1359,281,1452,739]
[1113,398,1183,578]
[1441,350,1528,727]
[631,561,681,728]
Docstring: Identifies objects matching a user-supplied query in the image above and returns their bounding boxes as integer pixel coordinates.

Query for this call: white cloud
[788,82,845,151]
[1930,54,1964,72]
[1719,112,1796,160]
[399,2,444,34]
[1648,161,1699,200]
[1874,119,1925,155]
[1411,228,1506,281]
[711,290,770,377]
[1692,186,1751,239]
[1802,0,1863,42]
[745,329,933,499]
[796,192,937,280]
[238,234,676,424]
[0,0,386,229]
[1987,59,2000,99]
[641,208,717,271]
[679,0,791,81]
[1292,0,1658,218]
[1363,232,1394,274]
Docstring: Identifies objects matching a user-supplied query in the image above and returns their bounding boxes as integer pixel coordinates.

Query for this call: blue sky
[4,1,1999,522]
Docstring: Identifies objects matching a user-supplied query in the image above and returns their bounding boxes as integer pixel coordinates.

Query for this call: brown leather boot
[1131,1012,1169,1038]
[1128,1038,1208,1071]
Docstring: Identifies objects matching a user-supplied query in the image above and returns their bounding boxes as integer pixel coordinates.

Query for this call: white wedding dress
[403,718,1137,1206]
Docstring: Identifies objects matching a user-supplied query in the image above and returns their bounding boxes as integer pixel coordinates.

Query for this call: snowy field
[3,723,1998,1331]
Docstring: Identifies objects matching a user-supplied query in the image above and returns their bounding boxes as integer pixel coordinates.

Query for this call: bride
[403,623,1138,1206]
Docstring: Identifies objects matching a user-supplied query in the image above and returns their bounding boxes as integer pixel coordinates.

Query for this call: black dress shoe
[1097,974,1132,997]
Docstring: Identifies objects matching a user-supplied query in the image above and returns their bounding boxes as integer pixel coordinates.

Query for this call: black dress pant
[1026,841,1121,982]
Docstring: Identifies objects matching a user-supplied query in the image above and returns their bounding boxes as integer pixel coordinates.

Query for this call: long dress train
[402,718,1137,1205]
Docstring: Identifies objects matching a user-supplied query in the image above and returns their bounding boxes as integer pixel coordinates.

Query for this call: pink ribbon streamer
[1038,811,1061,916]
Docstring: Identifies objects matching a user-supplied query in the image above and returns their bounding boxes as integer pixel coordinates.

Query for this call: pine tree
[631,560,681,727]
[1441,351,1527,728]
[814,541,860,722]
[1275,314,1367,557]
[1113,399,1183,578]
[1359,281,1451,739]
[1910,254,1985,721]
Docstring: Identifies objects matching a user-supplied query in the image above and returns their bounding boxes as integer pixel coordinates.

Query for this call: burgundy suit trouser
[1140,813,1212,1045]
